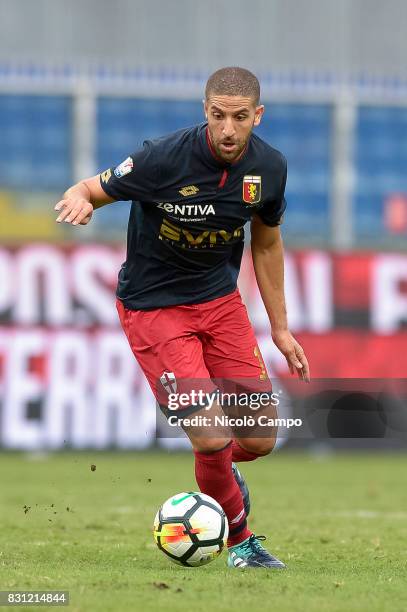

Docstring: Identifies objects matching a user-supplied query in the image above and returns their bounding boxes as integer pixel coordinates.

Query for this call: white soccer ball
[153,492,229,567]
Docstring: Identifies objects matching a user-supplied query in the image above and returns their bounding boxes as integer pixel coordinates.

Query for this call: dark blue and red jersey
[100,122,287,310]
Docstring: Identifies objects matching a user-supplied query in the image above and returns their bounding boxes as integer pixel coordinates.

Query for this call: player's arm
[54,175,115,226]
[250,214,310,381]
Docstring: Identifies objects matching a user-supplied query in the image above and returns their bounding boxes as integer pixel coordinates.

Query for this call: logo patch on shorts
[114,156,134,178]
[160,371,177,394]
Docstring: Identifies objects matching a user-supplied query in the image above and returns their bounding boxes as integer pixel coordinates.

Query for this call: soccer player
[54,67,310,569]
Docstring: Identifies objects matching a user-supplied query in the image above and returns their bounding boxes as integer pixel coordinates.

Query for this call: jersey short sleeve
[256,156,287,227]
[99,141,158,201]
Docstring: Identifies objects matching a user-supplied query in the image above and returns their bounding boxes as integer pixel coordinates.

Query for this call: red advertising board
[0,244,405,448]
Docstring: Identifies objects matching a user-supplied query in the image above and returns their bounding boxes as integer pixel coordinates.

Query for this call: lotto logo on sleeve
[100,168,112,183]
[114,156,134,178]
[243,176,261,204]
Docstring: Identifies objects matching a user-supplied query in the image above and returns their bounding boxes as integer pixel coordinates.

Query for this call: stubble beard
[211,136,247,163]
[208,126,250,163]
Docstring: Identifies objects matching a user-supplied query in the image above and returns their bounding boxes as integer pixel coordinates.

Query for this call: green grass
[1,450,407,612]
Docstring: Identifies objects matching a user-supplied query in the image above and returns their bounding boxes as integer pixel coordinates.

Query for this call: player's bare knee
[192,437,231,454]
[239,437,276,456]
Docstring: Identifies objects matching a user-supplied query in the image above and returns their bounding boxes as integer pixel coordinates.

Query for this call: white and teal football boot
[227,534,286,569]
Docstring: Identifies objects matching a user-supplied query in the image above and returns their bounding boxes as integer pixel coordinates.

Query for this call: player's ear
[203,99,208,120]
[253,105,265,127]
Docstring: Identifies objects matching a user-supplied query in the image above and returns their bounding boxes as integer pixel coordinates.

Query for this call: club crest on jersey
[243,176,261,205]
[114,156,134,178]
[160,371,177,394]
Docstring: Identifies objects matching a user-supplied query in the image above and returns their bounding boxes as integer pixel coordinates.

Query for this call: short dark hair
[205,67,260,105]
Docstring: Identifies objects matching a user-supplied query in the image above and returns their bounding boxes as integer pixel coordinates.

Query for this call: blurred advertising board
[0,244,406,449]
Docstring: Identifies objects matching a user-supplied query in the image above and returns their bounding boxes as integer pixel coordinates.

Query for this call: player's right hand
[54,198,94,225]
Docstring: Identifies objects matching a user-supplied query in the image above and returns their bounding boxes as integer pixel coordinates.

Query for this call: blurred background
[0,0,406,450]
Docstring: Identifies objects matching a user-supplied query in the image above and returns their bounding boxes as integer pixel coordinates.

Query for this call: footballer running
[54,67,310,569]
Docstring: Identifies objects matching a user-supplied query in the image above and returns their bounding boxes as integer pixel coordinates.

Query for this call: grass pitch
[0,450,406,612]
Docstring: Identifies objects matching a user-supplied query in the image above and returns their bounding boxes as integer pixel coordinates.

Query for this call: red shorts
[116,289,271,409]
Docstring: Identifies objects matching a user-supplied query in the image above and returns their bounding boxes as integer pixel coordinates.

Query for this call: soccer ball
[153,492,229,567]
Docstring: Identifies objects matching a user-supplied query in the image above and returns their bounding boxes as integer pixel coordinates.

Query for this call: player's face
[204,95,264,163]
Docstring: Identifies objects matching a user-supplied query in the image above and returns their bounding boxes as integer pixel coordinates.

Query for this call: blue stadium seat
[257,104,331,241]
[96,99,332,240]
[97,98,204,170]
[355,106,407,239]
[0,95,72,190]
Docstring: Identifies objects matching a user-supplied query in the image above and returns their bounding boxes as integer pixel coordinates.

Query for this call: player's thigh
[201,291,277,447]
[202,290,269,382]
[117,298,208,397]
[116,300,231,450]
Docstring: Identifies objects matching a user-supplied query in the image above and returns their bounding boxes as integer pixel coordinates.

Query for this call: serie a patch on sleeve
[114,156,134,178]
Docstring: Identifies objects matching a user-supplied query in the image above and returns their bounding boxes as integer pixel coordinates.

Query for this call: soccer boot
[232,462,250,517]
[227,534,286,569]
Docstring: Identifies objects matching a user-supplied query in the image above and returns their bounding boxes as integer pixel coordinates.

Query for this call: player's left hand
[271,330,310,382]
